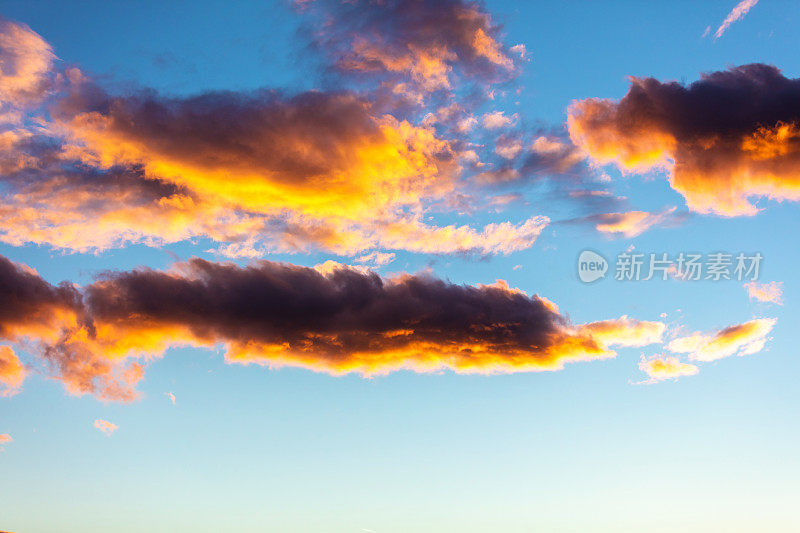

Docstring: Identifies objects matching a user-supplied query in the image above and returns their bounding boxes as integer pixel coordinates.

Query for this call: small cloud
[0,433,11,448]
[744,281,783,305]
[495,134,523,159]
[0,346,27,397]
[714,0,759,39]
[512,264,522,271]
[94,419,118,436]
[165,392,176,405]
[482,111,517,130]
[355,251,396,267]
[667,318,775,362]
[593,207,679,238]
[638,355,699,383]
[526,135,586,174]
[509,43,527,60]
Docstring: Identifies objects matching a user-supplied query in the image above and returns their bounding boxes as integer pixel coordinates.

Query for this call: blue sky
[1,1,799,532]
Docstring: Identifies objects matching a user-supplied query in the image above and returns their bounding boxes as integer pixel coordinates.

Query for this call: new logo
[578,250,608,283]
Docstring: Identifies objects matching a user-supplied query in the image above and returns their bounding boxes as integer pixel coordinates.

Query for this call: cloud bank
[0,14,542,257]
[0,253,665,401]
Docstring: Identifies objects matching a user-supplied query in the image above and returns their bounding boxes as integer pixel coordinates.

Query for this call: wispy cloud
[744,281,783,305]
[592,207,680,238]
[94,419,118,436]
[714,0,759,40]
[666,318,775,362]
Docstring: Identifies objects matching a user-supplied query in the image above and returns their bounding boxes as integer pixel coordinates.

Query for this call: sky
[0,1,799,532]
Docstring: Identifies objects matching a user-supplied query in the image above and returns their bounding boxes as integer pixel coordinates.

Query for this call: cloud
[52,87,467,253]
[482,111,516,130]
[80,259,664,378]
[579,316,665,347]
[355,251,396,267]
[0,252,665,400]
[666,318,775,362]
[744,281,783,304]
[0,255,142,401]
[94,419,118,436]
[494,134,524,159]
[592,207,679,238]
[0,255,83,344]
[0,346,27,397]
[523,135,586,175]
[0,16,543,258]
[568,64,800,216]
[302,0,520,92]
[638,355,699,382]
[0,433,11,447]
[0,17,55,110]
[373,215,549,255]
[713,0,759,39]
[165,392,176,405]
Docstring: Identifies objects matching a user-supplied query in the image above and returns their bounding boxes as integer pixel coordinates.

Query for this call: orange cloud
[579,316,665,347]
[0,346,27,397]
[305,0,519,92]
[78,259,664,379]
[2,252,767,400]
[0,252,667,400]
[666,318,776,362]
[94,419,118,436]
[0,18,543,258]
[744,281,783,304]
[0,254,142,402]
[53,89,472,252]
[568,65,800,216]
[0,433,11,445]
[638,355,699,382]
[593,207,678,238]
[0,256,82,344]
[0,17,55,110]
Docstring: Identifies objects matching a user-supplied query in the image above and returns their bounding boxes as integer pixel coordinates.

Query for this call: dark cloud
[569,63,800,216]
[0,253,664,400]
[0,13,550,257]
[0,255,82,341]
[300,0,521,92]
[55,87,390,185]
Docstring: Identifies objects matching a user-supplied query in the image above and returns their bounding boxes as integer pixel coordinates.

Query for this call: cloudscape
[0,1,798,532]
